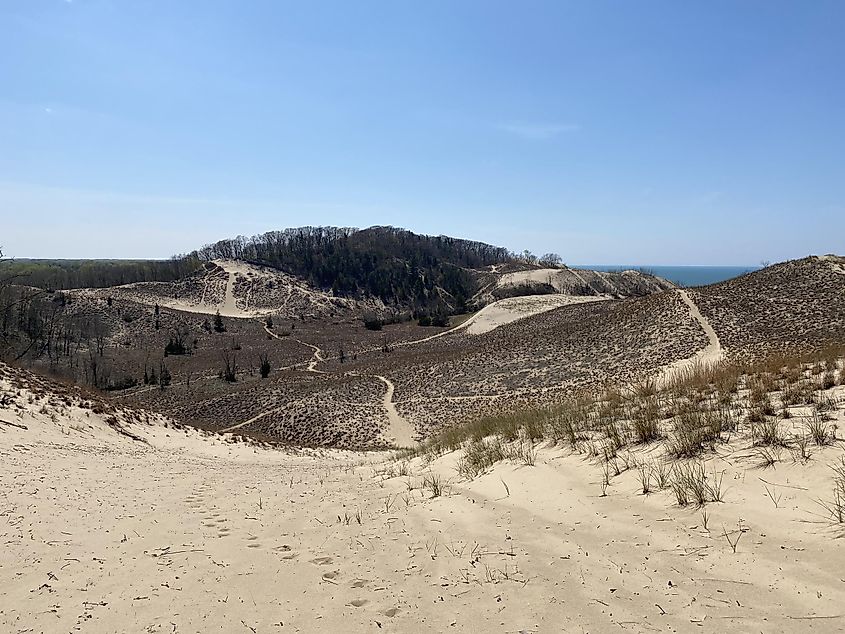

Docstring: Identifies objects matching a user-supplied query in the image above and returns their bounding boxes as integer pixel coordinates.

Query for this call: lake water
[574,265,759,288]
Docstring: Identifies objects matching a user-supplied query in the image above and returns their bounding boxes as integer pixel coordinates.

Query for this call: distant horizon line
[570,263,761,269]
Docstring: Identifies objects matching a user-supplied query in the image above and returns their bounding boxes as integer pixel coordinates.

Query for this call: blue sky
[2,1,843,264]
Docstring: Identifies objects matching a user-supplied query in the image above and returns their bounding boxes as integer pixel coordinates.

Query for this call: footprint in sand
[309,556,333,566]
[381,607,400,618]
[322,571,339,580]
[217,528,231,537]
[348,599,369,608]
[350,580,367,588]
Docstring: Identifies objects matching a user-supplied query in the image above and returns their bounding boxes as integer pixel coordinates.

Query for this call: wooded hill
[192,226,518,313]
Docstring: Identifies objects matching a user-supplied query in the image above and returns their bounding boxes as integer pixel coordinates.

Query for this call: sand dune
[462,294,609,335]
[4,359,845,632]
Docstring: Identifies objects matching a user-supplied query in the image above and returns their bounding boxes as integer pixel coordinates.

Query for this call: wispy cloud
[496,122,580,141]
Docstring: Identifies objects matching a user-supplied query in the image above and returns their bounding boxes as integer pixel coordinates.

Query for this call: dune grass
[396,344,845,510]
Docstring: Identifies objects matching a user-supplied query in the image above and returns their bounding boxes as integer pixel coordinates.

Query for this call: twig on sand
[107,419,148,444]
[758,477,808,491]
[0,418,27,430]
[151,549,204,558]
[697,578,752,585]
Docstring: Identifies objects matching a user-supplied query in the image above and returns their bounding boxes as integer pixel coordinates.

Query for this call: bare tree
[538,253,563,267]
[258,352,271,378]
[221,350,238,382]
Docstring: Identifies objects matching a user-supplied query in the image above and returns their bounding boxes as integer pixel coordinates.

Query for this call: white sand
[462,294,608,335]
[497,267,564,288]
[4,363,845,632]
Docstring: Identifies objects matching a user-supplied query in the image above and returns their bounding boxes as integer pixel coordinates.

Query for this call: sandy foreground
[3,380,845,633]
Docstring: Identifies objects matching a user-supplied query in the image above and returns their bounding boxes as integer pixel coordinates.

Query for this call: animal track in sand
[309,556,333,565]
[350,579,368,588]
[348,599,369,608]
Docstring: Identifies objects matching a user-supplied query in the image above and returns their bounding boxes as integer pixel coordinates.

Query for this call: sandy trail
[218,396,309,434]
[256,328,416,446]
[296,339,327,373]
[373,375,414,447]
[216,261,256,318]
[656,289,725,386]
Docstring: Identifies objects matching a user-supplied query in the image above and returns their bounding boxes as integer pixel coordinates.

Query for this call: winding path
[257,320,415,446]
[656,289,724,386]
[373,375,414,447]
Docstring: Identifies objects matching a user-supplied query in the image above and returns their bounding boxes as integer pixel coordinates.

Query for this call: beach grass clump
[806,411,833,446]
[423,472,444,497]
[670,461,724,507]
[455,438,499,480]
[631,397,661,443]
[818,457,845,524]
[667,404,723,458]
[751,417,785,447]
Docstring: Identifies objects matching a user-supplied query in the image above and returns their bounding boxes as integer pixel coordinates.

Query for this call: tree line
[0,256,202,291]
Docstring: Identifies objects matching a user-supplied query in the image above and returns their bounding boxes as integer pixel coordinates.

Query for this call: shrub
[158,362,171,389]
[105,375,138,391]
[164,337,188,356]
[363,315,383,331]
[258,353,271,379]
[820,371,836,390]
[213,310,226,333]
[431,313,450,328]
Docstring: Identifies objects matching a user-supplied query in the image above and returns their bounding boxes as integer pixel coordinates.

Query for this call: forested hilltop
[192,226,521,312]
